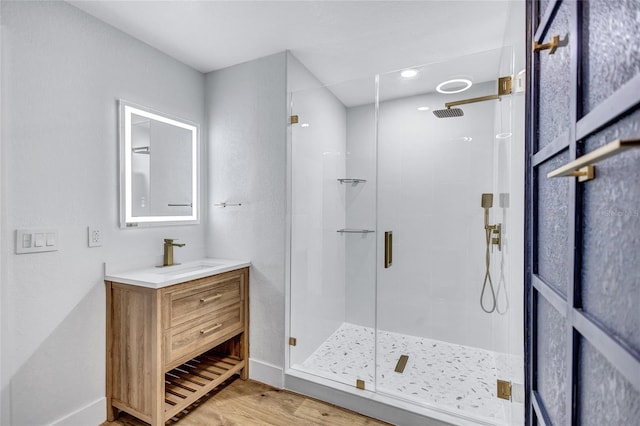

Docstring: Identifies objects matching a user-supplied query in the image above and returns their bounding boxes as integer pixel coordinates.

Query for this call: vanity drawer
[165,303,243,366]
[164,271,244,329]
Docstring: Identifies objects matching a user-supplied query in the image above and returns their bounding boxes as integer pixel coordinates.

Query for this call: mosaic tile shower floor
[295,323,515,425]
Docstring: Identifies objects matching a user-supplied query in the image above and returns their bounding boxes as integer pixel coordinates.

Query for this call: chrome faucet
[163,239,185,266]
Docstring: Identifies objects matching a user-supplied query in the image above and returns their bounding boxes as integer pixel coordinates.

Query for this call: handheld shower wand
[480,193,497,313]
[481,193,493,227]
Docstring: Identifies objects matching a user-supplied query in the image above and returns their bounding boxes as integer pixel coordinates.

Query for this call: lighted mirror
[119,100,199,227]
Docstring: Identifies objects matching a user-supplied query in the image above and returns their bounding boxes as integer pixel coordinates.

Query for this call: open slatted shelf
[164,350,245,420]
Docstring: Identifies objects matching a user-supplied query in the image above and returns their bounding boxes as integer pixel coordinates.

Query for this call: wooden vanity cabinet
[105,267,249,426]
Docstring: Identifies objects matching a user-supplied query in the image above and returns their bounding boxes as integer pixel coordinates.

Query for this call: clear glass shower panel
[375,49,523,425]
[288,77,377,390]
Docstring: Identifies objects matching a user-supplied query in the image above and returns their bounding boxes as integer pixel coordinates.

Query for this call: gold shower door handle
[384,231,393,268]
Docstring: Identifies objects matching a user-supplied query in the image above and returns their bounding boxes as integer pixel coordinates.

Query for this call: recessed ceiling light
[417,106,430,111]
[300,123,310,128]
[436,78,473,94]
[401,69,419,79]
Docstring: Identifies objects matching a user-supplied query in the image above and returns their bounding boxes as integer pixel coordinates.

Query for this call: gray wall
[205,52,287,386]
[0,2,205,424]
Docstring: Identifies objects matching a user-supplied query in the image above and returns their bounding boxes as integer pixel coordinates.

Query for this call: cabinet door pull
[200,323,223,335]
[200,293,223,303]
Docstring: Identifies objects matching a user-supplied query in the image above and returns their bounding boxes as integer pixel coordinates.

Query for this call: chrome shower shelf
[214,202,243,208]
[337,178,367,184]
[337,229,375,233]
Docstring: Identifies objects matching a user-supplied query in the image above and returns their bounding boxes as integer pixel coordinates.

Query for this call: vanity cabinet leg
[241,331,249,380]
[105,282,116,421]
[106,400,117,422]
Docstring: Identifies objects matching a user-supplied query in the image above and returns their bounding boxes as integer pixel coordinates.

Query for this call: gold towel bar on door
[533,35,560,54]
[547,138,640,182]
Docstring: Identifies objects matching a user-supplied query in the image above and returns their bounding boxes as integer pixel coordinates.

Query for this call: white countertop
[104,258,251,289]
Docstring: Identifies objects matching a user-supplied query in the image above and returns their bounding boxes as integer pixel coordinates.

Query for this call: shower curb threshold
[284,369,504,426]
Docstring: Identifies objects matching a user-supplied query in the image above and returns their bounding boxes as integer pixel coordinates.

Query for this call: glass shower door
[375,50,523,425]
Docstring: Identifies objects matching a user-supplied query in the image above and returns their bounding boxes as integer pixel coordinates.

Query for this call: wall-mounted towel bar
[547,138,640,182]
[167,203,192,207]
[132,146,150,154]
[338,178,367,184]
[214,202,243,208]
[337,229,375,233]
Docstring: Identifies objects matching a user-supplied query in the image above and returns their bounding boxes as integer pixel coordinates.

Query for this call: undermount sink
[105,258,251,289]
[156,262,225,274]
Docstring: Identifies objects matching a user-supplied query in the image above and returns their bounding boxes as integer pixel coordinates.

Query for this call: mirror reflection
[120,101,199,227]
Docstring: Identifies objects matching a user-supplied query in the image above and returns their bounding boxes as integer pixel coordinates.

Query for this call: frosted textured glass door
[527,0,640,424]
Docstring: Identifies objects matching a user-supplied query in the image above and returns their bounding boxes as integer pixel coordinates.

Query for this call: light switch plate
[16,229,58,254]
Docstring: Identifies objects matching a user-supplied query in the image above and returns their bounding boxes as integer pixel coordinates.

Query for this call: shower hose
[481,226,497,313]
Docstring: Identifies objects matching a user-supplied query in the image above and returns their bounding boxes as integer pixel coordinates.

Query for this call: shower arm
[445,93,501,109]
[443,76,513,109]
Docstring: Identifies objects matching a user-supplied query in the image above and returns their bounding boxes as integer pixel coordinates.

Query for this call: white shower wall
[344,103,377,328]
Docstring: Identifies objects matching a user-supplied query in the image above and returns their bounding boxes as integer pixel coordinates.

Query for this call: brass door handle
[533,35,560,54]
[384,231,393,268]
[547,138,640,182]
[200,323,223,335]
[200,293,223,303]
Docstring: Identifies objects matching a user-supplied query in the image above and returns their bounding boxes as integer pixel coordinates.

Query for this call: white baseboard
[45,361,280,426]
[49,397,105,426]
[249,358,284,388]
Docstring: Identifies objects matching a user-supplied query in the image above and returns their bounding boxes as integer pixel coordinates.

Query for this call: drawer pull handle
[533,35,560,54]
[200,323,223,335]
[200,293,223,303]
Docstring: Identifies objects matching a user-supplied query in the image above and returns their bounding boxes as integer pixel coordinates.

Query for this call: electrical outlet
[88,226,103,247]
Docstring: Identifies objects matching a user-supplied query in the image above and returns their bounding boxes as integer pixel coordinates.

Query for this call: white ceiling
[68,0,516,106]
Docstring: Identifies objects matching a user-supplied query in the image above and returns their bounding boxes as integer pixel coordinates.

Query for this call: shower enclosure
[286,48,524,426]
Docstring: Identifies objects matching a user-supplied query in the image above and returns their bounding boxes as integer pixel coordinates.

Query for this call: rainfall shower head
[432,108,464,118]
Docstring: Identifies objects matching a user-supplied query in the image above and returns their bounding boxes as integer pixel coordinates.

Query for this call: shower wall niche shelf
[105,266,249,426]
[338,178,367,184]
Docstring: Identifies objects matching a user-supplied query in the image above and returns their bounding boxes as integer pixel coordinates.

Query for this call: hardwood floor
[103,377,392,426]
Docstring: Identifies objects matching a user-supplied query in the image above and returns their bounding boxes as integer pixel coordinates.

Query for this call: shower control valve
[491,224,502,252]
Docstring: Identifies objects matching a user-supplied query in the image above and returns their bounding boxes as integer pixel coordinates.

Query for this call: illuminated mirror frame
[119,100,199,228]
